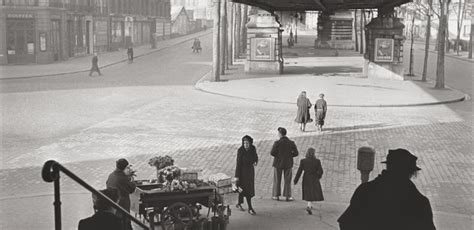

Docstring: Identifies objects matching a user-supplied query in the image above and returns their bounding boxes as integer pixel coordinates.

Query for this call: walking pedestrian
[294,147,324,215]
[106,158,136,230]
[89,53,102,76]
[271,127,299,201]
[192,38,201,53]
[235,135,258,215]
[127,46,133,64]
[295,91,312,132]
[314,93,327,131]
[338,149,436,230]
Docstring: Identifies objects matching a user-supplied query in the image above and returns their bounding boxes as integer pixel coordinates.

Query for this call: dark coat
[295,96,312,123]
[92,56,98,66]
[294,158,324,201]
[271,136,299,169]
[106,169,136,211]
[314,99,327,125]
[235,145,258,197]
[338,170,436,230]
[78,211,124,230]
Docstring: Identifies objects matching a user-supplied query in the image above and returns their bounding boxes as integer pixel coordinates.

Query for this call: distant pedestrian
[314,93,327,131]
[287,31,295,48]
[271,127,299,201]
[89,53,102,76]
[294,147,324,215]
[235,135,258,215]
[106,158,136,230]
[338,149,436,230]
[192,38,201,53]
[295,91,312,132]
[78,188,124,230]
[127,46,133,64]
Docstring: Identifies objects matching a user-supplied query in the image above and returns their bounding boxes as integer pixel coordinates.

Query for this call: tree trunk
[409,10,416,76]
[212,0,221,81]
[456,0,463,55]
[227,1,233,67]
[240,5,248,54]
[234,4,241,59]
[220,0,227,74]
[469,23,473,59]
[354,10,359,52]
[435,1,447,89]
[359,10,364,54]
[422,0,432,81]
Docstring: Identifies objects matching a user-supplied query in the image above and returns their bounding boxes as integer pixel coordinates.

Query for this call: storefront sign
[7,13,34,19]
[374,38,394,62]
[40,32,47,52]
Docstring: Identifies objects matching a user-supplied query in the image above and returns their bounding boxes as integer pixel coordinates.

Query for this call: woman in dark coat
[235,135,259,215]
[314,93,327,131]
[294,147,324,215]
[295,91,312,132]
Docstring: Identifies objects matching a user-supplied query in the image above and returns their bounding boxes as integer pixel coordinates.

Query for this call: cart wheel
[161,202,194,230]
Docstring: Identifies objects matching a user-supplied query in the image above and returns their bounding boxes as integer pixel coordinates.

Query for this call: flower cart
[130,156,235,230]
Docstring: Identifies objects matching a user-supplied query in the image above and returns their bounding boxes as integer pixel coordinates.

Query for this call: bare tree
[234,4,241,59]
[453,0,468,55]
[435,0,452,89]
[422,0,433,81]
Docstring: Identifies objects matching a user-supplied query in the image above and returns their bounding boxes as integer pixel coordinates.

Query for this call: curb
[194,72,467,108]
[1,30,212,80]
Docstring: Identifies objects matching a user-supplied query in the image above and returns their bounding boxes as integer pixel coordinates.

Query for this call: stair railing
[42,160,149,230]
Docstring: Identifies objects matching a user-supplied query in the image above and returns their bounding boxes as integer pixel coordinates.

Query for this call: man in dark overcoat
[271,127,299,201]
[338,149,436,230]
[89,53,102,76]
[127,46,133,63]
[106,158,136,230]
[78,188,124,230]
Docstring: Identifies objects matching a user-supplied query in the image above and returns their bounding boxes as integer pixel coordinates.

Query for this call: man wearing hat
[106,158,136,230]
[338,149,436,230]
[270,127,299,201]
[78,188,124,230]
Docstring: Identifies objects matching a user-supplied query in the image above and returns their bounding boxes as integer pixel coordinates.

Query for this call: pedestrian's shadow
[324,123,390,132]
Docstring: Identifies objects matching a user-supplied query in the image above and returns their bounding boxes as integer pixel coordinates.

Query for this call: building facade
[0,0,171,65]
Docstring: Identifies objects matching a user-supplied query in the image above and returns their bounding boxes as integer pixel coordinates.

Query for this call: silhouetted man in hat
[338,148,436,230]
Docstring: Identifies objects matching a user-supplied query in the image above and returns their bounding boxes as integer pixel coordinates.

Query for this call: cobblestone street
[1,33,472,229]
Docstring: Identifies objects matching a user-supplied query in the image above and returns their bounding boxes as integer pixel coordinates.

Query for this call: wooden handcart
[131,181,232,230]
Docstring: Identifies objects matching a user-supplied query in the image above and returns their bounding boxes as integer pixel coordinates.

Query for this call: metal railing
[42,160,149,230]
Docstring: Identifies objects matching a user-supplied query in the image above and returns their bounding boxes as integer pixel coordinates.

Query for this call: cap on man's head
[382,148,421,171]
[277,127,287,136]
[116,158,129,170]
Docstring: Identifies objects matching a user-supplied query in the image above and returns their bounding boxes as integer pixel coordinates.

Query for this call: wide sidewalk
[0,30,211,79]
[196,37,467,107]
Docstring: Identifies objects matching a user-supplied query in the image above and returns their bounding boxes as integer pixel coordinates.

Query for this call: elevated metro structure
[221,0,414,80]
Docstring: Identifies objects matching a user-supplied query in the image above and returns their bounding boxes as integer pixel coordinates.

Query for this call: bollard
[357,147,375,183]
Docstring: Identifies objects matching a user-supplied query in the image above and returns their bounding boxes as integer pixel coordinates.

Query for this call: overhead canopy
[231,0,411,12]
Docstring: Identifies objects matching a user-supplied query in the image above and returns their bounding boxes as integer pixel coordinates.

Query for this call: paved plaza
[0,33,472,229]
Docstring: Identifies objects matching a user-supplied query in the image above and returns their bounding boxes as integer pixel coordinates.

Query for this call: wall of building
[1,0,171,64]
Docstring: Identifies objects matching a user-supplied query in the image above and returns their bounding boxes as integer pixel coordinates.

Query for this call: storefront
[110,16,125,50]
[6,13,36,64]
[94,16,108,53]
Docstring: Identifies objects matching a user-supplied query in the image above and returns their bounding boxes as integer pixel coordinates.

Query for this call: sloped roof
[171,6,189,21]
[231,0,412,12]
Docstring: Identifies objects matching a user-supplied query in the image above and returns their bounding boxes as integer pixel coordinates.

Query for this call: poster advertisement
[27,43,34,54]
[251,37,274,60]
[40,32,46,52]
[374,38,394,62]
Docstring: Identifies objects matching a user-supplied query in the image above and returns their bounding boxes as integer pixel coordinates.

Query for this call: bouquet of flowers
[158,165,182,183]
[148,155,174,170]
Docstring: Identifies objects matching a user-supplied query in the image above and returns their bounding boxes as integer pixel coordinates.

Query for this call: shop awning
[231,0,412,12]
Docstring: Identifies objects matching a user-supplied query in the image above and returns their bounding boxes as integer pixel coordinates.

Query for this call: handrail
[42,160,149,230]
